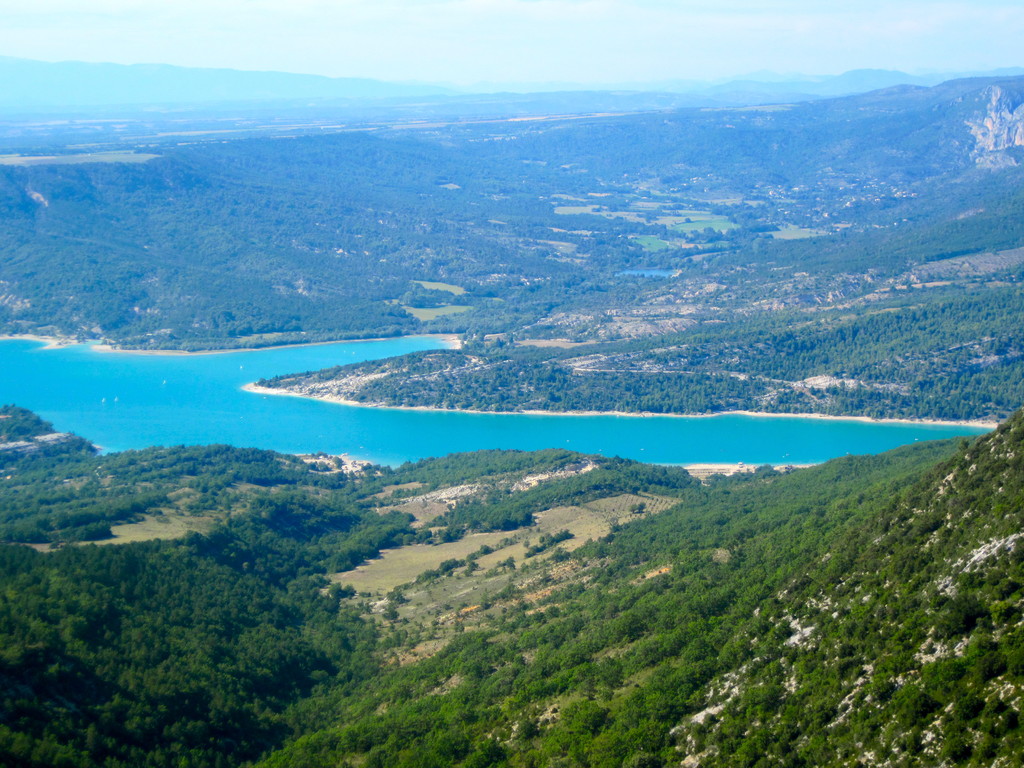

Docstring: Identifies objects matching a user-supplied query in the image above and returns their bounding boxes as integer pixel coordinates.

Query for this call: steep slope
[671,413,1024,766]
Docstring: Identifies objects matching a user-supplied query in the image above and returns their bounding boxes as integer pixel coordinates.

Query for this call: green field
[97,513,217,544]
[770,224,826,239]
[332,491,677,598]
[553,204,600,215]
[667,215,739,233]
[554,202,738,233]
[634,235,672,251]
[327,488,682,665]
[403,304,473,321]
[0,151,160,166]
[330,531,514,594]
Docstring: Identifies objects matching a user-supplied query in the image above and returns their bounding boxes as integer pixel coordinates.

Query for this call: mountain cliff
[967,84,1024,167]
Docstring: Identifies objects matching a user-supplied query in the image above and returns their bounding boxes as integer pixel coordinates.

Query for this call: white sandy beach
[241,383,998,430]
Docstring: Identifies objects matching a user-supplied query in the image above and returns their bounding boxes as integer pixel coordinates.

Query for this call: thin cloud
[0,0,1020,83]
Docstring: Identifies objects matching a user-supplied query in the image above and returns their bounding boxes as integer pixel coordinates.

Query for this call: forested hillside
[1,408,1022,766]
[2,75,1023,352]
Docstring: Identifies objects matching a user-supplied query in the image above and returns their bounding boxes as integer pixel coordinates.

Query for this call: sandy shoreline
[241,383,998,430]
[1,333,462,356]
[0,334,75,350]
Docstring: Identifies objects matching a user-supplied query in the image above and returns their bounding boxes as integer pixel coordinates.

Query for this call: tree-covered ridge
[258,281,1024,422]
[0,405,58,441]
[0,535,381,768]
[0,427,695,548]
[666,410,1024,765]
[0,412,364,544]
[0,404,95,465]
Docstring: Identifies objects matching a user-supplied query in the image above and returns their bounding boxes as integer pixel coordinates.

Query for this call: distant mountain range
[477,67,1024,97]
[0,56,453,109]
[1,55,1022,113]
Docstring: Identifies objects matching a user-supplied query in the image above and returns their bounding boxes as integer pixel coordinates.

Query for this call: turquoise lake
[0,337,991,466]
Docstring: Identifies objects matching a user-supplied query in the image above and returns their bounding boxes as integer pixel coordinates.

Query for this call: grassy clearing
[404,305,473,321]
[536,239,578,253]
[669,216,738,233]
[333,491,678,597]
[555,203,738,233]
[412,280,466,295]
[634,235,671,252]
[769,224,825,240]
[386,497,452,527]
[96,513,217,545]
[337,490,682,664]
[374,481,427,499]
[553,205,599,215]
[555,206,656,225]
[661,209,721,218]
[332,532,513,594]
[0,152,159,166]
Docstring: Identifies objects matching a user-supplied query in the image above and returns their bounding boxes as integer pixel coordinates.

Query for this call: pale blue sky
[1,0,1021,85]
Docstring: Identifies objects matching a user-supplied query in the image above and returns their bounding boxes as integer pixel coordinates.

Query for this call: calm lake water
[0,337,990,466]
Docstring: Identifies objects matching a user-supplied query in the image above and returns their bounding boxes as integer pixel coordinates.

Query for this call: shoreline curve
[241,383,998,430]
[0,333,462,356]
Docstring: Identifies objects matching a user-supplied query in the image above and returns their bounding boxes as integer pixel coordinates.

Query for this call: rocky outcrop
[967,85,1024,164]
[0,432,77,456]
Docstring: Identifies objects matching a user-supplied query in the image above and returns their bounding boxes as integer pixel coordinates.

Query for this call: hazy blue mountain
[467,67,1024,103]
[5,56,1022,115]
[0,56,452,109]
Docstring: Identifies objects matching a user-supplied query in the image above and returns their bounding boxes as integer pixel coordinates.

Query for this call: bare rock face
[967,85,1024,164]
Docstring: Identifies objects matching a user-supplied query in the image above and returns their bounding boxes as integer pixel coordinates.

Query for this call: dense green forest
[1,408,1023,766]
